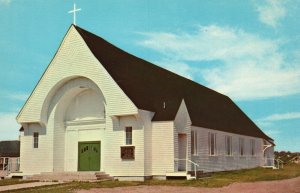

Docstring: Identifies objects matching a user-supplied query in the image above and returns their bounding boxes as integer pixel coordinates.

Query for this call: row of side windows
[191,131,256,156]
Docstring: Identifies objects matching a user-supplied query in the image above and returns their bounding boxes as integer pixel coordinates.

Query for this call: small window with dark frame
[225,136,232,156]
[208,132,217,156]
[191,130,198,155]
[239,138,245,156]
[125,127,132,145]
[250,139,255,156]
[33,132,39,148]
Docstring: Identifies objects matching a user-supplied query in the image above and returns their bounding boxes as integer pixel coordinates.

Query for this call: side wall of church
[191,126,264,172]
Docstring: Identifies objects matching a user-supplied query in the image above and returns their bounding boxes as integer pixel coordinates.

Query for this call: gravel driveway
[76,176,300,193]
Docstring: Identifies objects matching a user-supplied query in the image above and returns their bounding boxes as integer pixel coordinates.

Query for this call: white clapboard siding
[17,25,137,124]
[152,121,174,175]
[138,110,155,176]
[191,126,264,172]
[18,26,139,175]
[20,123,53,174]
[103,115,145,176]
[174,100,192,171]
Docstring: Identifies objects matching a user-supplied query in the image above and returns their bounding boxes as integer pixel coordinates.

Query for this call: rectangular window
[0,158,3,170]
[250,139,255,156]
[208,132,217,156]
[33,132,39,148]
[125,127,132,145]
[239,138,244,156]
[191,130,198,155]
[225,136,232,156]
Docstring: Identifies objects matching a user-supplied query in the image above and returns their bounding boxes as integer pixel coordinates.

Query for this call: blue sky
[0,0,299,151]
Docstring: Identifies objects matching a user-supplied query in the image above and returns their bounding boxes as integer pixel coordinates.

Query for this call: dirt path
[0,181,63,192]
[76,176,300,193]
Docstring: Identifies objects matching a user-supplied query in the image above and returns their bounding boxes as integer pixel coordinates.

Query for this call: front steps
[95,172,114,180]
[263,166,279,170]
[0,171,8,179]
[166,171,210,180]
[22,172,113,182]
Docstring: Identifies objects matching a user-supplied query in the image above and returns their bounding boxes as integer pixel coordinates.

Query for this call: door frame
[178,133,187,171]
[77,141,101,171]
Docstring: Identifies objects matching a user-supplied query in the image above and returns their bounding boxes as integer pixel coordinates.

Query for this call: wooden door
[78,141,100,171]
[178,134,187,171]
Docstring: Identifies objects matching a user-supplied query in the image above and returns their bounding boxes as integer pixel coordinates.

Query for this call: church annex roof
[0,140,20,157]
[74,25,273,142]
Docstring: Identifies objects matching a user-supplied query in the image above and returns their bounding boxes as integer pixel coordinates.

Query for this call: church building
[17,25,275,181]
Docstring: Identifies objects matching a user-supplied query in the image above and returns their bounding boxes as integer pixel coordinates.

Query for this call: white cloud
[0,112,20,141]
[139,25,300,100]
[256,0,287,28]
[264,129,281,137]
[0,0,11,6]
[260,112,300,122]
[203,65,300,100]
[153,60,197,80]
[6,93,29,101]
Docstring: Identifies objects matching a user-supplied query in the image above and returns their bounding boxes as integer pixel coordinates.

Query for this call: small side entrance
[178,134,187,171]
[78,141,100,171]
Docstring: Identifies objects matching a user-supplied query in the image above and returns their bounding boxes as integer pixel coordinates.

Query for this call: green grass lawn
[7,163,300,193]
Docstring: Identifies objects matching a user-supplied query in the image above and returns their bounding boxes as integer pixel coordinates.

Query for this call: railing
[275,159,284,169]
[174,158,200,179]
[0,158,20,177]
[263,158,283,169]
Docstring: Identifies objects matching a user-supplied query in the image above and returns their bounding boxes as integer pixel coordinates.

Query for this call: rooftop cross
[68,3,81,25]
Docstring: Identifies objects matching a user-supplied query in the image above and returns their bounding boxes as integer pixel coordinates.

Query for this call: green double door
[78,141,100,171]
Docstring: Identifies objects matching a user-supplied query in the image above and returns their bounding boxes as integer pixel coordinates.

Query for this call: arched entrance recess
[43,77,106,172]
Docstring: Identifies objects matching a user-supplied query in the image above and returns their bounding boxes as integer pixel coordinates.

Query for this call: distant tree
[275,151,300,163]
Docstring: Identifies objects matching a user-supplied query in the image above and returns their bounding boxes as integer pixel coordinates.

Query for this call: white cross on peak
[68,3,81,25]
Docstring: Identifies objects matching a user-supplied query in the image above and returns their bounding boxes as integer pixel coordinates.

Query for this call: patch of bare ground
[75,176,300,193]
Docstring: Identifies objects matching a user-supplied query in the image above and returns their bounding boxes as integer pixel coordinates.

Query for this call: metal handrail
[263,158,284,169]
[174,158,199,179]
[1,159,20,177]
[275,159,284,169]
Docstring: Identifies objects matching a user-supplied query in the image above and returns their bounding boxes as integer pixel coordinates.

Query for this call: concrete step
[188,171,211,178]
[0,171,8,179]
[166,171,210,180]
[187,170,204,177]
[95,172,114,180]
[27,171,113,182]
[166,172,188,180]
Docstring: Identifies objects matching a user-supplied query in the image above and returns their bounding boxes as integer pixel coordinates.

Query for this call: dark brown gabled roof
[0,140,20,157]
[74,25,273,142]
